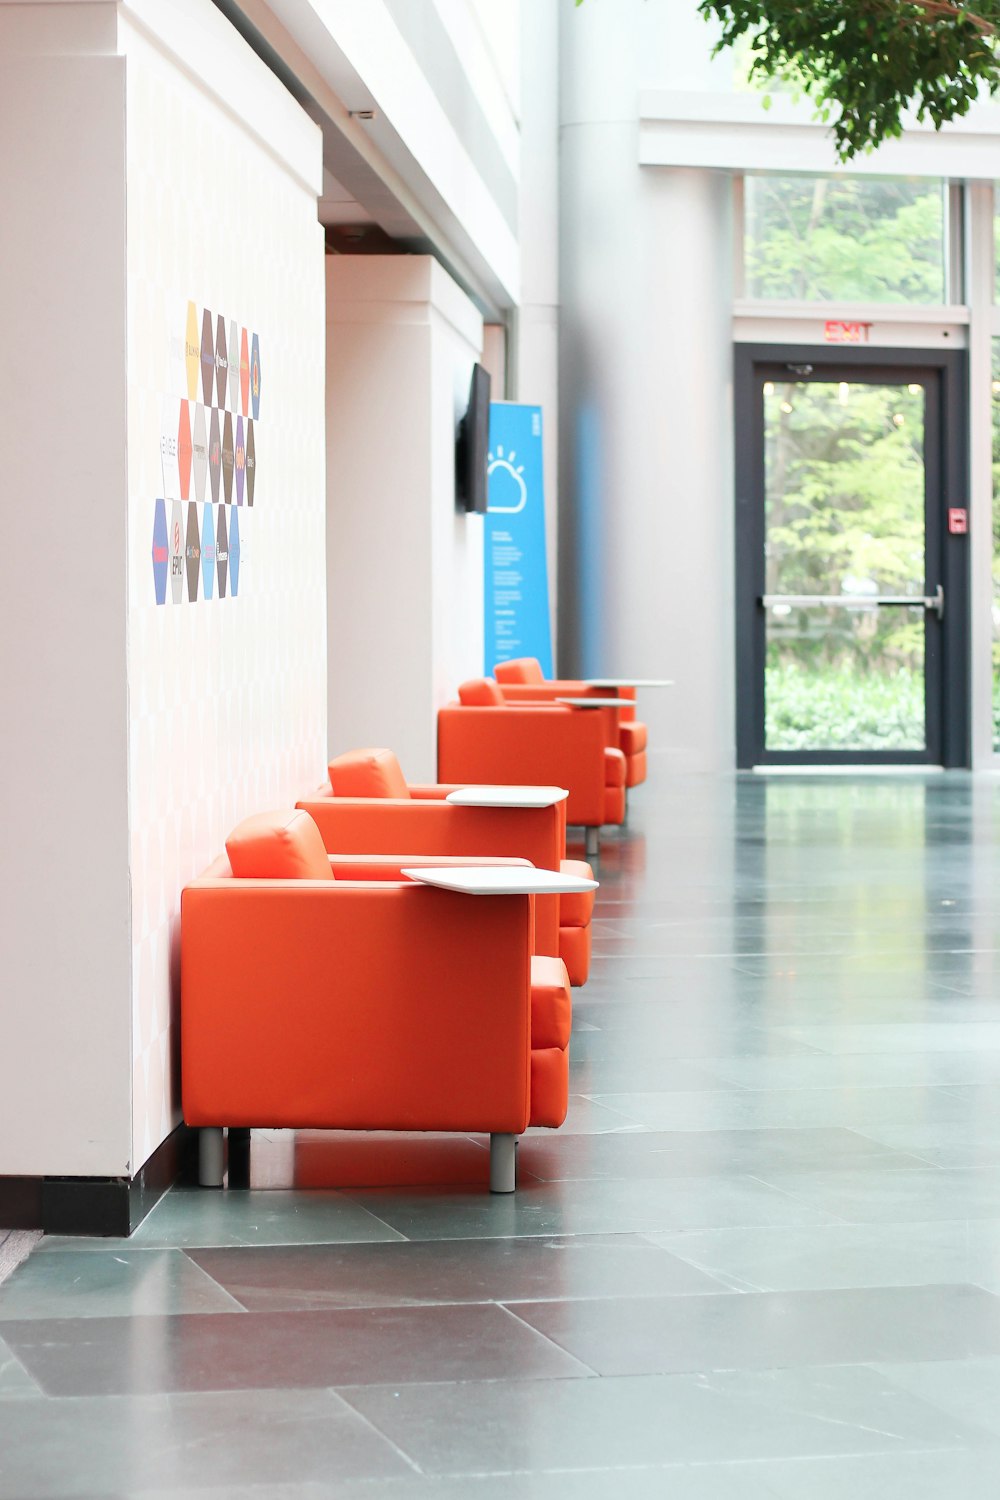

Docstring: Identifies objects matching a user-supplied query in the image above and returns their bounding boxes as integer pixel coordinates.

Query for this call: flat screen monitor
[456,362,491,513]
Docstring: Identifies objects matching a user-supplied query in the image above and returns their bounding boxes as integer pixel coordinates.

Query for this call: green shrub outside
[765,661,924,751]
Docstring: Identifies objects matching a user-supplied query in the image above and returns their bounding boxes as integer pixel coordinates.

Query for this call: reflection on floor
[5,772,1000,1496]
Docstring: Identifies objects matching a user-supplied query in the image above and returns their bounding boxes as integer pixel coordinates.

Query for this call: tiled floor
[5,771,1000,1495]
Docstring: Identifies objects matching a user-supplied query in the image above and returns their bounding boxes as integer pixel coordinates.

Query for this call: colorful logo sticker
[234,416,245,506]
[250,332,261,421]
[177,400,192,502]
[184,501,201,602]
[185,302,200,402]
[170,500,184,604]
[215,314,228,410]
[216,505,229,598]
[152,498,168,605]
[228,318,239,413]
[201,503,216,600]
[200,308,215,407]
[208,408,221,505]
[239,328,250,416]
[222,412,234,504]
[245,419,255,506]
[192,404,208,503]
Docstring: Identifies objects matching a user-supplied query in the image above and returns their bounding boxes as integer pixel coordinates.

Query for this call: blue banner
[484,402,553,677]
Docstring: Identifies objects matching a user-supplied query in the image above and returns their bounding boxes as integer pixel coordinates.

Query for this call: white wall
[558,0,735,769]
[0,0,326,1178]
[326,256,484,781]
[122,0,327,1168]
[0,27,132,1176]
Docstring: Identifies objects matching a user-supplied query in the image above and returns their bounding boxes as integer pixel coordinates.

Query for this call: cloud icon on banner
[487,445,527,514]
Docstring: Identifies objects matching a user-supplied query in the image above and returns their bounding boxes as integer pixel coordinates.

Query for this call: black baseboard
[0,1124,195,1238]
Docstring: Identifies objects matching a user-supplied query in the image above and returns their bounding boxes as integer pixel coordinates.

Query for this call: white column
[0,7,133,1176]
[558,0,735,769]
[516,0,560,651]
[326,256,485,781]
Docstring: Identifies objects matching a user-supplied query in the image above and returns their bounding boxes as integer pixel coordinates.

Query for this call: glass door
[735,352,968,767]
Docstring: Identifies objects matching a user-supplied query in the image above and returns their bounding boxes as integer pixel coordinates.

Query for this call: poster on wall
[483,402,553,677]
[151,300,258,605]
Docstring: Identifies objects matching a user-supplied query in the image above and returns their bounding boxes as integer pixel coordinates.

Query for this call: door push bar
[759,585,944,621]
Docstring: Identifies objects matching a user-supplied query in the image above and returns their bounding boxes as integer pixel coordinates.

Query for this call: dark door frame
[734,343,970,769]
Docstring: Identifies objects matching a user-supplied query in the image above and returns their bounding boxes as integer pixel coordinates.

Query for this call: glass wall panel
[764,379,927,752]
[745,176,946,304]
[992,341,1000,751]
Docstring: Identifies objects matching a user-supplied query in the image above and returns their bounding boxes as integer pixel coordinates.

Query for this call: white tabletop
[402,865,599,896]
[445,785,569,808]
[583,678,675,689]
[555,696,633,709]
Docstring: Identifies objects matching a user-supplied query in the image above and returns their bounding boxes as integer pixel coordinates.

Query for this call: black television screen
[456,362,491,513]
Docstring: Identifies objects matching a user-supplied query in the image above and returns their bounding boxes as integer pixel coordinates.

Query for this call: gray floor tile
[772,1023,1000,1054]
[508,1284,1000,1375]
[340,1364,991,1473]
[646,1219,1000,1293]
[873,1356,1000,1438]
[186,1233,728,1310]
[342,1174,839,1240]
[96,1471,785,1500]
[0,1333,39,1399]
[3,1301,592,1396]
[520,1127,926,1182]
[0,1248,244,1321]
[756,1446,1000,1499]
[38,1188,407,1252]
[587,1085,972,1133]
[756,1165,1000,1224]
[0,1388,412,1496]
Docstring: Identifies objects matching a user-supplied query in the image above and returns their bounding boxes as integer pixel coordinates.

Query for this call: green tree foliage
[696,1,1000,158]
[746,177,945,302]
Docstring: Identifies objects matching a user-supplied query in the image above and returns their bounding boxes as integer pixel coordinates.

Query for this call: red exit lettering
[824,320,873,344]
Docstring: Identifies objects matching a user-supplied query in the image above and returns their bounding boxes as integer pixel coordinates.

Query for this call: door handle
[760,585,944,619]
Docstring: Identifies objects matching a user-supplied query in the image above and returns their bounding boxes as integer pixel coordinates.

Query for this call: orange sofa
[495,657,648,789]
[297,747,595,985]
[438,678,626,857]
[181,809,572,1194]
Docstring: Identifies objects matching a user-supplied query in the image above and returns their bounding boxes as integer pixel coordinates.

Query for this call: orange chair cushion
[558,860,596,927]
[626,750,647,789]
[529,955,572,1049]
[457,677,505,706]
[604,747,627,788]
[328,748,410,800]
[495,658,545,685]
[605,785,626,825]
[225,810,334,881]
[530,1046,569,1127]
[558,923,591,987]
[620,720,648,756]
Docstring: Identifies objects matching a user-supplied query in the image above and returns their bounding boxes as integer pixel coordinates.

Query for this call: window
[992,342,1000,751]
[744,175,947,304]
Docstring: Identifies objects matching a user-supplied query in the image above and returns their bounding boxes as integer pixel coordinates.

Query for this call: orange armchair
[438,679,626,857]
[182,810,573,1194]
[297,748,594,985]
[494,657,648,790]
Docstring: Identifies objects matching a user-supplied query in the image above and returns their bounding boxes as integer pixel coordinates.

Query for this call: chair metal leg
[585,827,600,859]
[489,1132,517,1193]
[198,1127,225,1188]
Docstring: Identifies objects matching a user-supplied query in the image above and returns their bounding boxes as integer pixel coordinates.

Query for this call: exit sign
[824,320,873,344]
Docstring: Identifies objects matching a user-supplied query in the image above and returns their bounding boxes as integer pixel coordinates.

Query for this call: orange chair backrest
[225,810,334,880]
[495,658,545,685]
[328,748,411,799]
[457,677,505,706]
